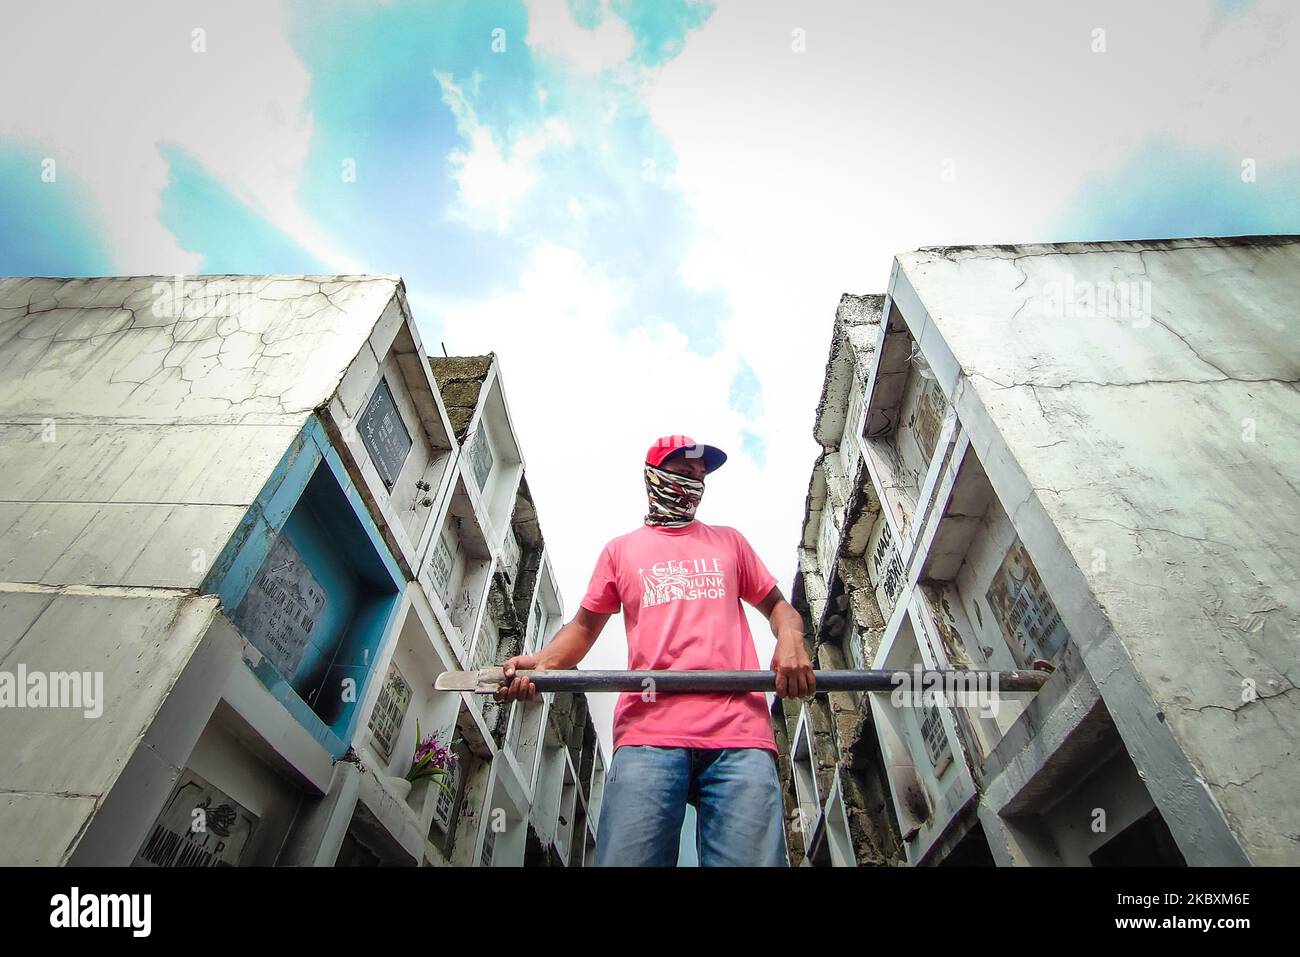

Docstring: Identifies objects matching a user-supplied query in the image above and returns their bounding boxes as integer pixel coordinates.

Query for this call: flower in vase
[405,719,458,799]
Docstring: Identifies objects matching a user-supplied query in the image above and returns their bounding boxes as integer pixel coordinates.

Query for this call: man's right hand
[492,607,610,705]
[494,654,541,703]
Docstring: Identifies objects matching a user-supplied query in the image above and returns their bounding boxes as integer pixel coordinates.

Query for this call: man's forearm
[767,595,816,698]
[535,619,599,669]
[770,599,806,645]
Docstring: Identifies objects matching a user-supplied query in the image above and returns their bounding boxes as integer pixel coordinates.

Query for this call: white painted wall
[894,236,1300,864]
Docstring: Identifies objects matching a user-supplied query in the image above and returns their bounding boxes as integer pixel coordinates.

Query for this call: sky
[3,0,1298,864]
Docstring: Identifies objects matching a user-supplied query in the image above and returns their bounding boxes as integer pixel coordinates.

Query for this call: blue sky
[5,1,1295,347]
[4,2,1297,375]
[2,0,1298,865]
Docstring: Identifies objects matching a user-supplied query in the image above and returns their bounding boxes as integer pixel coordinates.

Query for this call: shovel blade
[435,668,506,693]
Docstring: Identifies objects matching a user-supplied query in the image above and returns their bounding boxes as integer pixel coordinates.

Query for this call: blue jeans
[594,746,790,867]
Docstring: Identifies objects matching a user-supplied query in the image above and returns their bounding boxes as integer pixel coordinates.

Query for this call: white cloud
[523,0,636,76]
[0,0,359,274]
[437,71,576,234]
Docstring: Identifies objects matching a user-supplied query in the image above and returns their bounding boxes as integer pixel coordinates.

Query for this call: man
[496,434,815,866]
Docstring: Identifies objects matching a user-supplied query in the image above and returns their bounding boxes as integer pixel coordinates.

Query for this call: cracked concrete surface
[0,275,401,422]
[897,236,1300,863]
[0,274,408,864]
[0,275,403,592]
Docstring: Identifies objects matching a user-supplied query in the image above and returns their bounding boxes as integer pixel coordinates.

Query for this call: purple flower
[405,721,458,789]
[413,735,455,771]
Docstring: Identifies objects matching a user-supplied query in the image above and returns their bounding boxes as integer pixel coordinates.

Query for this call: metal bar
[434,667,1052,695]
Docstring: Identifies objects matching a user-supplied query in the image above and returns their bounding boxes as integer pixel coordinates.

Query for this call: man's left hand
[771,634,816,699]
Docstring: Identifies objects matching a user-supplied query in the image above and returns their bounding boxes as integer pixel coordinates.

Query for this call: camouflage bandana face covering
[644,462,705,527]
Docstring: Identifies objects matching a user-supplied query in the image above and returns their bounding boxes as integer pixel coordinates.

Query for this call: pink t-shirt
[579,520,780,756]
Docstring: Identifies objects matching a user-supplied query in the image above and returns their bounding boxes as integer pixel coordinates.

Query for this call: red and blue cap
[645,434,728,474]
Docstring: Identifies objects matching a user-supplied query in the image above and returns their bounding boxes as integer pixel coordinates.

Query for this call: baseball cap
[645,434,728,473]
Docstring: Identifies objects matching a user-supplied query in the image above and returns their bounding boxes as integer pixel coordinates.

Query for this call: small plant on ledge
[406,720,457,799]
